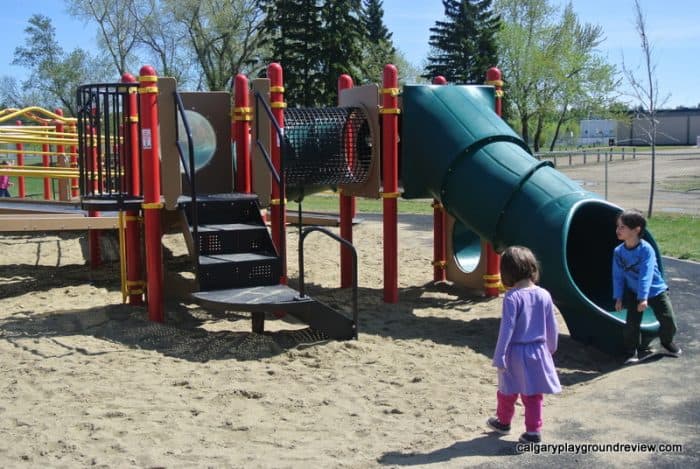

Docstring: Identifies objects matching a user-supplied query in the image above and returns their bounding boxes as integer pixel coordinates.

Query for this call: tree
[166,0,267,91]
[495,0,616,151]
[544,3,616,151]
[423,0,500,83]
[129,0,195,87]
[622,0,670,218]
[360,0,396,84]
[0,76,51,110]
[319,0,366,104]
[263,0,325,106]
[11,14,105,115]
[67,0,143,76]
[66,0,267,90]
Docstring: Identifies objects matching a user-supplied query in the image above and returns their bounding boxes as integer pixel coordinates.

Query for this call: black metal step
[178,193,262,225]
[196,223,274,255]
[192,285,356,340]
[197,252,281,290]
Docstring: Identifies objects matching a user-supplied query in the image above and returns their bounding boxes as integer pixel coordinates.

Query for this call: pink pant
[496,391,543,433]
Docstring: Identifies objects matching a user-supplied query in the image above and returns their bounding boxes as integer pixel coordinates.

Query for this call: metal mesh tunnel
[282,107,372,197]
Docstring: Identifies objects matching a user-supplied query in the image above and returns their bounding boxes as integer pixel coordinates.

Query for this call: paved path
[556,150,700,215]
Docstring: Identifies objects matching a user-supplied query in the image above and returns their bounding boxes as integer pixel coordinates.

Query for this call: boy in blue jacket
[613,209,681,364]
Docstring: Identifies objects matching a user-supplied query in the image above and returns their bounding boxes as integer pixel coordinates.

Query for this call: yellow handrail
[0,106,77,125]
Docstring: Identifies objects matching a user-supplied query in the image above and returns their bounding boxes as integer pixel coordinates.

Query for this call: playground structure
[0,107,79,200]
[0,107,117,266]
[1,63,667,354]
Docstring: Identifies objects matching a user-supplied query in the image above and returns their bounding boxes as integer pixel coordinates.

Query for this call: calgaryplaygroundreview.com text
[516,441,684,455]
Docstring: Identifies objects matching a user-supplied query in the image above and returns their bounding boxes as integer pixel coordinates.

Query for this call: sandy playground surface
[0,152,698,467]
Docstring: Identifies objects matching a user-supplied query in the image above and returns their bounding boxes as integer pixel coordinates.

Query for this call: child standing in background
[0,161,13,197]
[613,209,681,365]
[487,246,561,444]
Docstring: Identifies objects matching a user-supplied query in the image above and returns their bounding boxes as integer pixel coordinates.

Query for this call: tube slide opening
[451,222,482,273]
[564,200,660,328]
[565,200,621,314]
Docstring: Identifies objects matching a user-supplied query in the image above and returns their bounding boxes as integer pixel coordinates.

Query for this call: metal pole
[139,65,164,322]
[381,64,399,303]
[431,75,447,283]
[268,63,287,284]
[339,73,355,288]
[483,67,504,297]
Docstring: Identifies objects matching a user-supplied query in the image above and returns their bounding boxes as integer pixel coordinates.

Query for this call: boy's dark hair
[500,246,540,287]
[618,209,646,236]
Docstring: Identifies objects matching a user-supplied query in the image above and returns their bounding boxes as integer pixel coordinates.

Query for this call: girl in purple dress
[486,246,561,444]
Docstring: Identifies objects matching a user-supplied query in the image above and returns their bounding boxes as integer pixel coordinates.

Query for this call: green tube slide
[401,85,662,354]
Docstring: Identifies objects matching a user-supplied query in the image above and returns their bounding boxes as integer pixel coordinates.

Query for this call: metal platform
[192,284,356,340]
[193,284,314,313]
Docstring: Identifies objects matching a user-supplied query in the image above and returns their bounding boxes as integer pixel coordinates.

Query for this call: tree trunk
[549,100,569,151]
[532,113,546,152]
[520,116,530,148]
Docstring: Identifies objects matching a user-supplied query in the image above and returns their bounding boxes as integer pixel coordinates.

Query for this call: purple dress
[492,286,561,395]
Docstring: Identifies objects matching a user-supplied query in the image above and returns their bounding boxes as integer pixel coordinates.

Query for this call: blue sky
[1,0,699,108]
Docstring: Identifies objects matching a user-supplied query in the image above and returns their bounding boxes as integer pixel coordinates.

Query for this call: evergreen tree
[319,0,366,104]
[264,0,368,106]
[423,0,500,84]
[263,0,324,106]
[360,0,396,84]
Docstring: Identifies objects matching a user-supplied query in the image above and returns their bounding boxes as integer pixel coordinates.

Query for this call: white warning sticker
[142,129,152,149]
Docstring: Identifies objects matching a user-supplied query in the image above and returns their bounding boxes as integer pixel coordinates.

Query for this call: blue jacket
[612,239,667,301]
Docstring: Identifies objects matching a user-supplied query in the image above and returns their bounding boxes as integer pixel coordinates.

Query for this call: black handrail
[298,226,359,340]
[253,91,286,267]
[173,91,199,267]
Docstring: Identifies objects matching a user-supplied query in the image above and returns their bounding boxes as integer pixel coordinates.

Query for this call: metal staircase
[75,80,358,340]
[179,193,357,340]
[175,91,357,340]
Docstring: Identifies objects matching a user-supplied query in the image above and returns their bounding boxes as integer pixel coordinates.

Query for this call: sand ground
[0,151,698,467]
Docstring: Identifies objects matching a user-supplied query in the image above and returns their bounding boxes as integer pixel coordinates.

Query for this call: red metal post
[431,76,448,282]
[338,74,355,288]
[123,73,142,197]
[268,63,287,283]
[122,73,144,305]
[54,109,68,201]
[233,74,252,193]
[139,65,164,322]
[483,67,504,296]
[15,120,25,198]
[381,65,399,303]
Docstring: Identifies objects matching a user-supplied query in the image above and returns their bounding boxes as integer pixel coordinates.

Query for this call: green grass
[291,194,699,261]
[648,214,700,261]
[288,193,435,215]
[4,155,69,199]
[659,175,700,193]
[7,173,64,199]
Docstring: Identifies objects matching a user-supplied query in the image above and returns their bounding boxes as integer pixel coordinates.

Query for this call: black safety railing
[253,91,286,262]
[297,222,359,340]
[173,91,199,267]
[76,82,143,210]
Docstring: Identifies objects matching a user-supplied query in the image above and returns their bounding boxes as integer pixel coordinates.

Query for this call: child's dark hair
[617,209,646,236]
[500,246,540,287]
